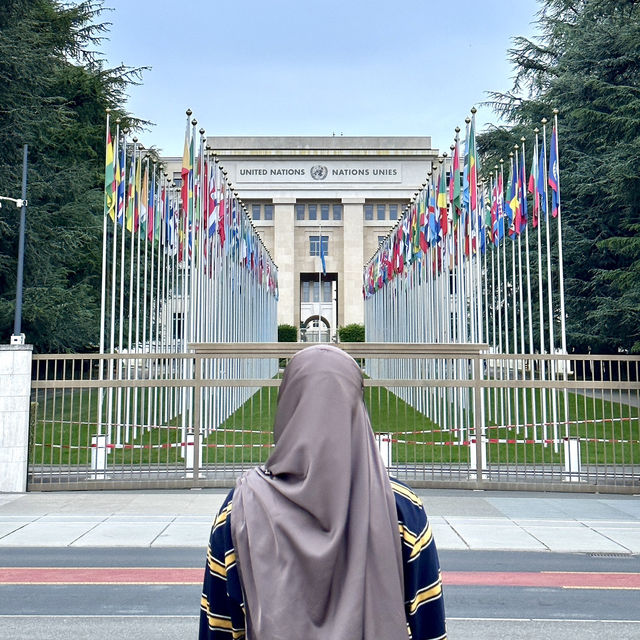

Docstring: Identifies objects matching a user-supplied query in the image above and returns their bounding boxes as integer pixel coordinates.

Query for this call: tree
[0,0,142,352]
[481,0,640,353]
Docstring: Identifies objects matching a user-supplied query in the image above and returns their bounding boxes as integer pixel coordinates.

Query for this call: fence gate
[28,344,640,493]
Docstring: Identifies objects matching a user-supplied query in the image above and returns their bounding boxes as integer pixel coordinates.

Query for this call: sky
[98,0,541,156]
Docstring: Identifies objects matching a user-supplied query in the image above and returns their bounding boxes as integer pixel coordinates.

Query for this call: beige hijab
[231,344,408,640]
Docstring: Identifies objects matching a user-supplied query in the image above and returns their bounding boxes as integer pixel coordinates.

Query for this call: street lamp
[2,144,29,345]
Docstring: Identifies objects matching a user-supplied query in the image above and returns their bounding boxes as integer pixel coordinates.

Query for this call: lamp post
[2,144,29,345]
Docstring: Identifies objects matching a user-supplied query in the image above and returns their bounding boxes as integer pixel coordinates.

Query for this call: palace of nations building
[165,136,439,341]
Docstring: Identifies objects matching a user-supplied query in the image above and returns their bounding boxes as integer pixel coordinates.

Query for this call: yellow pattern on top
[390,480,423,507]
[407,576,443,615]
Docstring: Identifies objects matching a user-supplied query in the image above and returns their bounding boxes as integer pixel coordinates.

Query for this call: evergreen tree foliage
[0,0,142,352]
[480,0,640,353]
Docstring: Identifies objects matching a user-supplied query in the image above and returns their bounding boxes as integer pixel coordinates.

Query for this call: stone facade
[165,136,438,339]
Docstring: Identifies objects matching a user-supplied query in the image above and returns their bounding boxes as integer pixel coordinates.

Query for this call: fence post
[90,434,107,480]
[563,437,582,482]
[471,354,487,482]
[375,433,392,470]
[192,354,201,482]
[0,345,33,492]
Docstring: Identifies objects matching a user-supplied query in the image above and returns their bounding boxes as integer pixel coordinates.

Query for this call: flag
[153,171,162,242]
[536,141,547,218]
[218,182,226,247]
[520,149,528,229]
[134,156,142,231]
[411,203,420,258]
[181,128,190,216]
[104,130,116,221]
[511,156,522,236]
[496,171,505,243]
[437,166,448,237]
[139,164,148,231]
[125,154,135,232]
[116,141,125,226]
[489,177,497,245]
[549,125,560,218]
[428,183,440,245]
[450,138,461,224]
[165,187,174,253]
[419,192,429,253]
[208,163,217,237]
[147,168,155,242]
[320,235,327,276]
[504,160,514,232]
[528,140,539,228]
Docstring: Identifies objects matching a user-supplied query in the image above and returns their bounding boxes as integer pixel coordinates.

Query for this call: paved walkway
[0,488,639,553]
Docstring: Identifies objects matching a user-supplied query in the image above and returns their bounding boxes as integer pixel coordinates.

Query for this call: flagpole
[132,147,144,438]
[98,109,112,436]
[522,137,536,438]
[552,109,568,357]
[107,119,122,443]
[542,117,559,451]
[99,109,111,361]
[318,219,322,342]
[509,152,520,430]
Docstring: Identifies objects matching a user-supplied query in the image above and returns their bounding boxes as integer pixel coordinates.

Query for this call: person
[199,344,446,640]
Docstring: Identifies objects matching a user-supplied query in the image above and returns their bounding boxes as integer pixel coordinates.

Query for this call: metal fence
[28,344,640,493]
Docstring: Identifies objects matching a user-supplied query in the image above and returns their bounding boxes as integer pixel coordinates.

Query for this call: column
[273,198,296,327]
[342,198,365,326]
[0,344,33,492]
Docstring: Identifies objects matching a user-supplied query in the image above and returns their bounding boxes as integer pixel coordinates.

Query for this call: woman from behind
[200,344,446,640]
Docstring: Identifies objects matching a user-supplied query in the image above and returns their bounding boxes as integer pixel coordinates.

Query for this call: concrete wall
[0,345,33,493]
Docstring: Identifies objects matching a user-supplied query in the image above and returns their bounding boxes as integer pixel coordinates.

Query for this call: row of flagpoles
[97,109,279,446]
[364,107,568,454]
[364,107,565,352]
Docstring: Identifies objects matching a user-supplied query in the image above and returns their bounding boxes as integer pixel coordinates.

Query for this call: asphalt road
[1,548,639,640]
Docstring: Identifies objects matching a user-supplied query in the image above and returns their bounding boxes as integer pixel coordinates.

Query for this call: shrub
[338,323,365,342]
[278,324,298,342]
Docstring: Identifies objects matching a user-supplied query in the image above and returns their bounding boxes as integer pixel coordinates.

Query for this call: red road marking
[0,568,639,589]
[444,571,640,589]
[0,568,204,584]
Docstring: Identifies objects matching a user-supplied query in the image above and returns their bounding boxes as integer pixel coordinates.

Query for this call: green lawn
[30,382,639,468]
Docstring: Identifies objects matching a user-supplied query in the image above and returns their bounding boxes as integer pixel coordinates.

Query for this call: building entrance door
[300,273,338,342]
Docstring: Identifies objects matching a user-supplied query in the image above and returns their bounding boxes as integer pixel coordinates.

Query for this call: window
[389,204,398,220]
[321,204,330,221]
[302,281,310,303]
[264,204,273,220]
[377,204,386,220]
[364,205,373,220]
[309,235,329,256]
[252,204,261,220]
[378,235,386,245]
[312,281,319,303]
[296,204,305,220]
[333,204,343,220]
[308,204,317,220]
[173,312,183,340]
[323,280,332,302]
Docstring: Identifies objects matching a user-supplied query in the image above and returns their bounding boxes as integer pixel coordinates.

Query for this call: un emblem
[310,165,328,180]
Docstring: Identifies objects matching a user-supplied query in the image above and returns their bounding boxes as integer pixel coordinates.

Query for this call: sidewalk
[0,488,639,553]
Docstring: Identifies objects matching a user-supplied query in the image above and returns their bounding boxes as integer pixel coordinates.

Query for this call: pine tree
[481,0,640,353]
[0,0,142,351]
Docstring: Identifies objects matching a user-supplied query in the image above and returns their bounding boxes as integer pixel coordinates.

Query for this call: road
[1,548,639,639]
